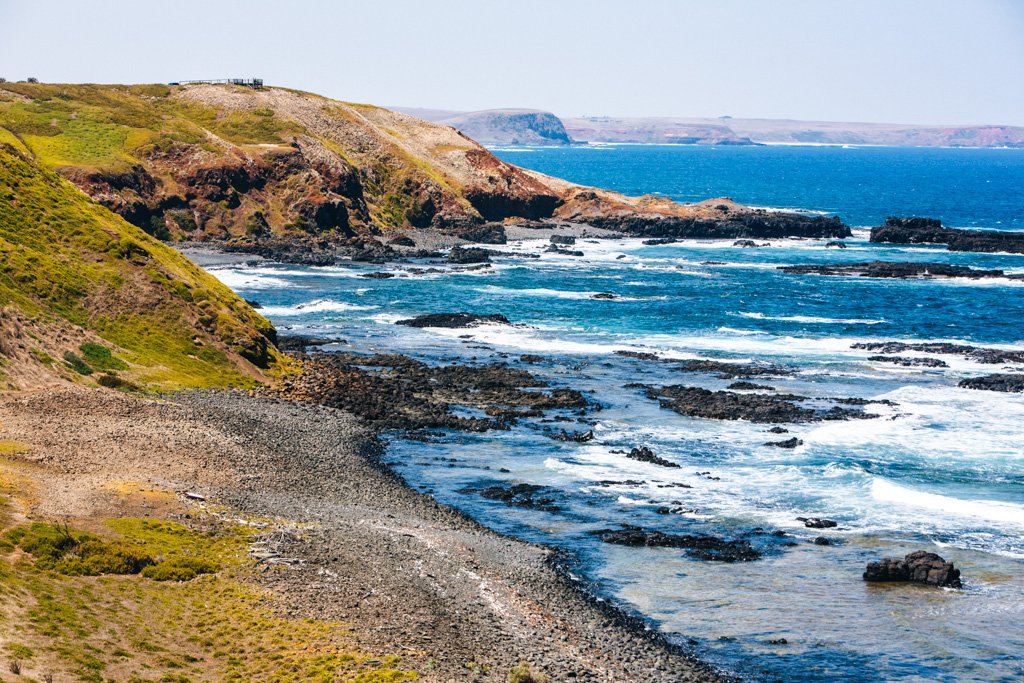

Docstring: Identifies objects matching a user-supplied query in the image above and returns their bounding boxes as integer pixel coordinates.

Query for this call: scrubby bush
[79,342,129,371]
[97,372,139,391]
[26,77,39,83]
[62,350,93,375]
[508,662,546,683]
[29,347,54,365]
[142,556,218,582]
[7,523,153,575]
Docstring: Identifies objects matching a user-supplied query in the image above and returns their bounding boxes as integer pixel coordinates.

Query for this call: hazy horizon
[1,0,1023,126]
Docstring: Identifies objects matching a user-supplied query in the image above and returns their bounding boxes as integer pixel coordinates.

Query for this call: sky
[1,0,1023,125]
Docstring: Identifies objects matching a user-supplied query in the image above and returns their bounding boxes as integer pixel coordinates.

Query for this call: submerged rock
[864,551,962,588]
[728,381,776,391]
[824,241,847,249]
[395,312,510,328]
[548,429,595,443]
[595,526,760,562]
[474,483,561,512]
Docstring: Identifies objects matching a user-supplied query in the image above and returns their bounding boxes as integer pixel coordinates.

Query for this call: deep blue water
[495,144,1024,230]
[209,145,1024,682]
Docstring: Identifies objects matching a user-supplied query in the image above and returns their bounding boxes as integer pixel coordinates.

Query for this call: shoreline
[0,384,730,682]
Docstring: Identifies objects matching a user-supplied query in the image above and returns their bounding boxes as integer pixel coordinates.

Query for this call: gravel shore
[0,386,727,682]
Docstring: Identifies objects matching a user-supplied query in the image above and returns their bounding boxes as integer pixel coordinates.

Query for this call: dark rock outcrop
[863,550,962,588]
[447,246,492,264]
[583,210,851,240]
[625,446,680,468]
[765,437,803,449]
[853,341,1024,365]
[474,483,561,512]
[550,234,577,245]
[780,261,1021,280]
[640,385,877,423]
[868,355,949,368]
[798,517,837,529]
[871,217,1024,255]
[595,527,760,562]
[958,374,1024,393]
[548,429,595,443]
[674,359,791,379]
[395,313,510,328]
[728,381,776,391]
[437,223,508,244]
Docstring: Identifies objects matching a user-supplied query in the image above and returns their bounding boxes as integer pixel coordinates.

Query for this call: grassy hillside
[0,82,561,243]
[0,143,281,390]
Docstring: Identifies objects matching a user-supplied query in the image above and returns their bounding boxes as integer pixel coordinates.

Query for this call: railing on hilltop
[170,78,264,89]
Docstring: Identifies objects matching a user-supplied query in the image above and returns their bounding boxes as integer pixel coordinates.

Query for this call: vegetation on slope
[0,144,281,389]
[0,508,417,682]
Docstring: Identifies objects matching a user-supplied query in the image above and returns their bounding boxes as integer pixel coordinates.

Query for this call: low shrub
[62,351,93,375]
[96,373,140,391]
[142,557,218,582]
[79,342,129,371]
[508,662,546,683]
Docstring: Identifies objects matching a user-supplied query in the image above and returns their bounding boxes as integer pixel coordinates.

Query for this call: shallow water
[209,145,1024,682]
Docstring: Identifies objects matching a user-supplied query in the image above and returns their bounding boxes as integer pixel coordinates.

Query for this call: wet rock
[733,239,764,248]
[474,483,561,512]
[863,550,962,588]
[727,381,776,391]
[642,238,678,246]
[550,234,577,245]
[814,537,831,546]
[276,335,338,352]
[767,426,789,434]
[870,216,1024,255]
[625,446,680,468]
[765,437,803,449]
[767,638,789,645]
[360,271,396,279]
[592,292,620,300]
[824,241,847,249]
[615,350,663,362]
[780,261,1020,280]
[958,374,1024,393]
[447,246,492,264]
[798,517,837,529]
[673,359,792,379]
[519,354,545,364]
[640,385,877,423]
[852,341,1024,365]
[545,244,585,256]
[549,429,595,443]
[582,209,851,240]
[595,526,761,562]
[868,355,948,368]
[395,312,510,328]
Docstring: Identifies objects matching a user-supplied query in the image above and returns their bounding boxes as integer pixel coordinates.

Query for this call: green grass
[0,516,419,682]
[0,144,281,388]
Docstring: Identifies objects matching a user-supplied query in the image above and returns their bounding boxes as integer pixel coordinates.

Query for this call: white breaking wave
[871,478,1024,527]
[737,312,887,325]
[474,285,652,301]
[258,299,377,316]
[208,269,294,290]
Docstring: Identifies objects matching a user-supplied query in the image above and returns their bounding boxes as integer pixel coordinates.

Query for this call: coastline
[0,384,729,682]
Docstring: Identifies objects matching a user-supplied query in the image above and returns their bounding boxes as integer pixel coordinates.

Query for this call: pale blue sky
[1,0,1022,125]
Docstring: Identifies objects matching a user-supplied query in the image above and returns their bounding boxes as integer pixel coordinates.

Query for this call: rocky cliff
[0,82,847,260]
[0,143,281,390]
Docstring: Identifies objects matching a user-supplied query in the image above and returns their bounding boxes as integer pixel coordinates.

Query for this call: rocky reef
[780,261,1022,280]
[870,217,1024,254]
[637,385,884,423]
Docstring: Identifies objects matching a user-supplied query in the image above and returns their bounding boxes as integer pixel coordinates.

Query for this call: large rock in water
[871,217,1024,255]
[863,551,962,588]
[395,312,510,328]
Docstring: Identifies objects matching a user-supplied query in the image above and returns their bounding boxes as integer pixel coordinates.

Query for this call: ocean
[209,145,1024,682]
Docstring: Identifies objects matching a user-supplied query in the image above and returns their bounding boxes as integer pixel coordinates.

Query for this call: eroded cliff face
[0,82,848,254]
[0,83,564,244]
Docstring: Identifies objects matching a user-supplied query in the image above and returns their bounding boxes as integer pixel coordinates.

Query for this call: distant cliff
[421,109,573,146]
